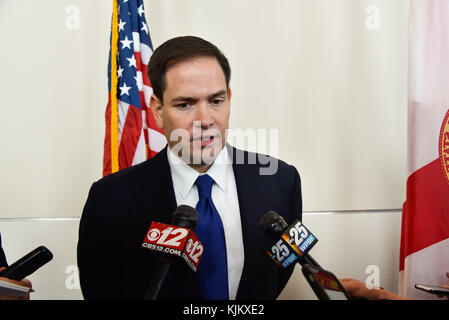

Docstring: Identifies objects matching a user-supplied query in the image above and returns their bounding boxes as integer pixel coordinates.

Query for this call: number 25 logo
[289,221,308,247]
[271,240,290,262]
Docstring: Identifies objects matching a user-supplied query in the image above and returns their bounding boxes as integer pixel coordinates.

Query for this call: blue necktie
[194,174,229,300]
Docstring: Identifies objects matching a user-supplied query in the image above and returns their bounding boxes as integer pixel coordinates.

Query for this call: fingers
[0,267,32,300]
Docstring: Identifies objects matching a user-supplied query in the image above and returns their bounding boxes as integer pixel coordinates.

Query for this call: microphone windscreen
[258,210,289,240]
[171,205,199,229]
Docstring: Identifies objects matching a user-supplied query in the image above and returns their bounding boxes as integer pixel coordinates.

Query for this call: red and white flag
[399,0,449,299]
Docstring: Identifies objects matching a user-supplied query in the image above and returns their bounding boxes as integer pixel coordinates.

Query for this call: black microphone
[143,205,201,300]
[0,246,53,281]
[258,210,322,269]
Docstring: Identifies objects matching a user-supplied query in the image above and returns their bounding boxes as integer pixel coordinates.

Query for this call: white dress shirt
[167,146,245,300]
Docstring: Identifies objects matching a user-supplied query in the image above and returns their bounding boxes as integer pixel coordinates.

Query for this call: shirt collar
[167,146,230,199]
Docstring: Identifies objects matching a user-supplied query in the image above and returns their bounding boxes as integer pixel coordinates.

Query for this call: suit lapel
[136,145,177,225]
[229,146,269,299]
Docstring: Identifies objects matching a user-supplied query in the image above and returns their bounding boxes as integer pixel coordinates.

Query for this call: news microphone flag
[266,219,318,269]
[103,0,167,176]
[400,0,449,299]
[142,221,204,272]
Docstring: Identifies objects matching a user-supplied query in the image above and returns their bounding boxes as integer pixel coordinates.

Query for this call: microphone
[258,210,322,269]
[0,246,53,281]
[142,205,204,300]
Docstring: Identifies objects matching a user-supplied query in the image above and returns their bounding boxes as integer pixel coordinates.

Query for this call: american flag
[103,0,166,176]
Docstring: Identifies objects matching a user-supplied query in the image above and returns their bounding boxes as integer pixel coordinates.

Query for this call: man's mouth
[192,135,216,147]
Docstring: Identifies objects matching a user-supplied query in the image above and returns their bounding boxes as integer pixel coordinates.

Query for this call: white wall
[0,0,409,299]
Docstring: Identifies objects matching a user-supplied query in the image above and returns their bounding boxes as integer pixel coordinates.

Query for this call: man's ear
[150,94,164,129]
[227,87,232,101]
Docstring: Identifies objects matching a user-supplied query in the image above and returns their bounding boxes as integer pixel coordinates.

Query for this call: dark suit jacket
[0,234,7,268]
[77,145,302,300]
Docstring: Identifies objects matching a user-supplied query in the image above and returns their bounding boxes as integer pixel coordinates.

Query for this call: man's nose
[195,103,214,128]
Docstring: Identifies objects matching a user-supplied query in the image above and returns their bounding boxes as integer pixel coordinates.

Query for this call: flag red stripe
[141,63,150,87]
[103,96,112,177]
[145,106,163,135]
[134,51,143,73]
[400,158,449,270]
[118,105,143,169]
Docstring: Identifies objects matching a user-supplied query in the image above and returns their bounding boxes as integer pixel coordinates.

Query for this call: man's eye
[211,99,223,106]
[175,103,190,109]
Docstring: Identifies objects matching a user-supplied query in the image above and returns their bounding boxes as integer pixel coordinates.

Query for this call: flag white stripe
[407,103,447,176]
[117,100,130,142]
[132,128,147,165]
[407,0,449,176]
[399,238,449,299]
[140,42,153,64]
[132,32,141,53]
[143,84,153,107]
[135,71,143,91]
[148,128,167,152]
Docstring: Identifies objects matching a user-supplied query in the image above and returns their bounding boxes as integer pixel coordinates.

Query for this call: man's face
[150,56,231,172]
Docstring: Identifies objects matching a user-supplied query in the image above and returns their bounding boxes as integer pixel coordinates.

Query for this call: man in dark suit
[0,234,7,268]
[77,36,302,300]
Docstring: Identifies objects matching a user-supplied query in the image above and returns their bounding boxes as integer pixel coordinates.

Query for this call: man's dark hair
[148,36,231,103]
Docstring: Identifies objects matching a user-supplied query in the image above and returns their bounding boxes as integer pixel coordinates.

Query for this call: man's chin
[191,146,221,166]
[169,140,225,167]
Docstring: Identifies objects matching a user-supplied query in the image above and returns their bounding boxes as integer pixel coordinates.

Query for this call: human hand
[339,278,406,300]
[441,272,449,288]
[0,267,32,300]
[437,272,449,299]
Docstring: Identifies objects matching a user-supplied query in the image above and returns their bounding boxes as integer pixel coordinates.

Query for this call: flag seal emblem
[439,108,449,186]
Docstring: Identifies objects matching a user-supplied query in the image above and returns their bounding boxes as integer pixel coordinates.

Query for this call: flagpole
[110,0,120,173]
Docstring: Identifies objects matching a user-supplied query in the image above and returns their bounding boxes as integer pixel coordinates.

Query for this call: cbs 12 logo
[144,222,203,266]
[146,223,189,249]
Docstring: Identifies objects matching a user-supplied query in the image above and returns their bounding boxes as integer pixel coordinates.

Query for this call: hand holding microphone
[0,269,32,300]
[0,246,53,300]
